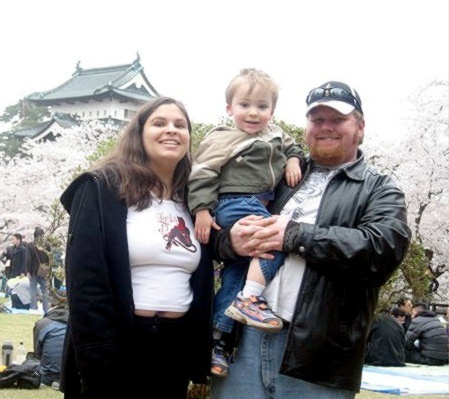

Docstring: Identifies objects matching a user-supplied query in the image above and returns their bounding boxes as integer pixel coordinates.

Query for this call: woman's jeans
[210,326,355,399]
[29,274,50,314]
[214,195,285,333]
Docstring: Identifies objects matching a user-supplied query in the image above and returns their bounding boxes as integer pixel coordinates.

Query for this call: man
[26,227,51,315]
[1,245,13,282]
[33,306,69,387]
[396,297,413,331]
[210,81,411,398]
[5,234,27,278]
[365,307,406,366]
[405,303,449,365]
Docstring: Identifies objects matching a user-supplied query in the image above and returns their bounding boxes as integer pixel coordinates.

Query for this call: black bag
[0,358,41,389]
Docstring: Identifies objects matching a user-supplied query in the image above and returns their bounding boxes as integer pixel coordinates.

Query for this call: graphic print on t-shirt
[282,167,337,223]
[163,216,197,253]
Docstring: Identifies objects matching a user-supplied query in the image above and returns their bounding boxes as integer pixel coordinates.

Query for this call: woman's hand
[230,215,288,259]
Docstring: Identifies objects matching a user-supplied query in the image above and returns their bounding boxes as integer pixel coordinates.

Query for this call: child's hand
[285,157,302,187]
[194,210,221,244]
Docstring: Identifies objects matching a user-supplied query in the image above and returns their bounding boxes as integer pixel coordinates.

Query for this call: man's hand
[229,215,288,258]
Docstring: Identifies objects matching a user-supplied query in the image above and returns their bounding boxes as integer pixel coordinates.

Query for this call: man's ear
[226,104,232,116]
[358,131,364,144]
[358,120,365,144]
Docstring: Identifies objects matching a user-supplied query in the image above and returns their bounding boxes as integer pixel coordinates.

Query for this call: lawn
[0,307,446,399]
[0,307,62,399]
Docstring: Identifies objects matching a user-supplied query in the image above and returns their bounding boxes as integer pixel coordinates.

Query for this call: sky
[0,0,447,140]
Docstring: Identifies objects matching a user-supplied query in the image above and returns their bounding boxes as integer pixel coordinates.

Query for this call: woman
[60,97,214,398]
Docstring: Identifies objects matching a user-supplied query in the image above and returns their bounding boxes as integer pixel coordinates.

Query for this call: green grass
[0,300,446,399]
[0,313,40,358]
[0,384,61,399]
[0,309,62,399]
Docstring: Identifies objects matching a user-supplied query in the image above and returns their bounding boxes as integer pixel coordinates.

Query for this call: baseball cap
[305,81,363,116]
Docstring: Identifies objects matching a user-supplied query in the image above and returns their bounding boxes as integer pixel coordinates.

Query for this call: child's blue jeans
[213,195,285,333]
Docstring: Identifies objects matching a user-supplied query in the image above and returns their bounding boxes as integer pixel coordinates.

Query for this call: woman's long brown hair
[92,96,192,210]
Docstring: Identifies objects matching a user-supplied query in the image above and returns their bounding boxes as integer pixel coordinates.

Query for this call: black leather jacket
[213,150,411,392]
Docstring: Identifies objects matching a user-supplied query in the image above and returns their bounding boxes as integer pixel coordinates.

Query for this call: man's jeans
[211,326,355,399]
[29,274,49,314]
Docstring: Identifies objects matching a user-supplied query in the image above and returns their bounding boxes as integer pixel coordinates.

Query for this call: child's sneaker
[211,340,230,377]
[225,294,283,332]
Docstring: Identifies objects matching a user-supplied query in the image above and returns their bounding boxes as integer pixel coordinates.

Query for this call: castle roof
[12,113,80,141]
[26,55,159,106]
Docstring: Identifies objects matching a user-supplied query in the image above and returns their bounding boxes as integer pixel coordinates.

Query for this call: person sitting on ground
[364,307,406,367]
[405,303,449,365]
[33,305,69,387]
[7,276,31,310]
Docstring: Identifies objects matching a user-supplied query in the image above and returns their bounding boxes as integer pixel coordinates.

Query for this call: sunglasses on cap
[306,87,363,114]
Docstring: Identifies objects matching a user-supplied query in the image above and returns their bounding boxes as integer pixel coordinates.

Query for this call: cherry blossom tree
[1,81,447,303]
[0,120,119,251]
[401,80,448,301]
[365,80,449,303]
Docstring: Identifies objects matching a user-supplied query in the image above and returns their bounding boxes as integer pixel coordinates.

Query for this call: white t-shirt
[127,199,201,313]
[264,166,338,322]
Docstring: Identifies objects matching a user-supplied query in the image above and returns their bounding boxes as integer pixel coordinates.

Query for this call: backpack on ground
[0,358,41,389]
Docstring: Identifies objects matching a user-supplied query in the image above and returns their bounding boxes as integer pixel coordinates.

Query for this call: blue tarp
[361,364,449,396]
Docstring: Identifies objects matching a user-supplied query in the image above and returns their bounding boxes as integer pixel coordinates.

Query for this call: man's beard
[308,145,345,165]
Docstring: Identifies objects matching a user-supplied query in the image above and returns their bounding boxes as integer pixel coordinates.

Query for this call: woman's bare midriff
[134,309,186,318]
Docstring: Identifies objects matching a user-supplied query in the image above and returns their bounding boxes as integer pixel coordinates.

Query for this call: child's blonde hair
[225,68,279,110]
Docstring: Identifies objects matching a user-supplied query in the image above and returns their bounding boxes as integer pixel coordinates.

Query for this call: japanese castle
[14,54,159,141]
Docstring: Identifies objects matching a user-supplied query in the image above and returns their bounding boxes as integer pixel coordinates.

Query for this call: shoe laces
[242,295,271,310]
[213,339,227,354]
